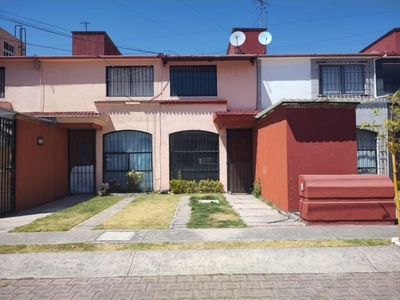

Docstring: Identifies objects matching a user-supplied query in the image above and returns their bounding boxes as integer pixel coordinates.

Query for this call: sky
[0,0,399,56]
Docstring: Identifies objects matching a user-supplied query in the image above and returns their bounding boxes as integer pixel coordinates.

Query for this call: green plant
[169,176,223,194]
[185,180,197,193]
[187,194,246,228]
[361,89,400,237]
[252,178,262,198]
[107,178,121,193]
[126,170,146,192]
[98,183,109,196]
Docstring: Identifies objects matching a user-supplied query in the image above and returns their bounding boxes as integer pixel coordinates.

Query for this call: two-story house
[0,30,260,213]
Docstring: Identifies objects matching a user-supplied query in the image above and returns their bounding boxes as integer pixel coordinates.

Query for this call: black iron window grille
[0,68,5,98]
[319,62,367,96]
[170,65,217,96]
[356,129,377,174]
[106,66,154,97]
[103,130,153,192]
[169,130,219,181]
[3,42,14,56]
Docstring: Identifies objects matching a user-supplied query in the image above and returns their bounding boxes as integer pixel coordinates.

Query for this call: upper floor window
[106,66,154,97]
[376,59,400,96]
[319,63,365,95]
[170,65,217,96]
[0,67,4,98]
[3,42,14,56]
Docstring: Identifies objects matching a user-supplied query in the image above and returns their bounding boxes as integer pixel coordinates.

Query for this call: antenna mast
[80,21,91,31]
[253,0,268,27]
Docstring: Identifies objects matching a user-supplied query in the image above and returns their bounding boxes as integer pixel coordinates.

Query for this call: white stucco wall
[260,58,312,109]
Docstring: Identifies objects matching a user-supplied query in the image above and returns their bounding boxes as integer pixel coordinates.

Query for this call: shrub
[169,177,223,194]
[108,178,121,193]
[169,179,185,194]
[252,178,262,198]
[126,170,146,192]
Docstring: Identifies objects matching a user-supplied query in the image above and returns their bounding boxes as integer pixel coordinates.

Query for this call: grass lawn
[187,194,246,228]
[0,239,391,254]
[11,196,124,232]
[95,193,180,230]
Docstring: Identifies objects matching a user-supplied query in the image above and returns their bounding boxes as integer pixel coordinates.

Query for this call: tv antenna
[81,21,91,31]
[258,31,272,45]
[253,0,269,27]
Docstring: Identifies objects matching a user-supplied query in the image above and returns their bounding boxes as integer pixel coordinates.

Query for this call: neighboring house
[0,27,25,57]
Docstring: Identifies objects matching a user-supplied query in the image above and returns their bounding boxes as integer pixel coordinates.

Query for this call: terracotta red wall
[361,30,400,55]
[73,34,105,55]
[285,106,358,210]
[254,104,358,212]
[254,106,290,211]
[15,119,68,211]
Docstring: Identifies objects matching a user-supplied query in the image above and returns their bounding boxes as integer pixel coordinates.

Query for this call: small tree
[361,89,400,238]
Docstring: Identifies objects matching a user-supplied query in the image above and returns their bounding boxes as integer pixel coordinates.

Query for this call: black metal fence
[0,117,15,214]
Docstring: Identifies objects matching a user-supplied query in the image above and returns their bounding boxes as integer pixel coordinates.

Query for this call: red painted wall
[285,106,358,210]
[15,119,68,211]
[254,104,358,212]
[254,106,290,211]
[72,32,121,55]
[227,29,267,55]
[361,29,400,55]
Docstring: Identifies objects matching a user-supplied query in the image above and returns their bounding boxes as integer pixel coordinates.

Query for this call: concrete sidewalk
[1,193,400,281]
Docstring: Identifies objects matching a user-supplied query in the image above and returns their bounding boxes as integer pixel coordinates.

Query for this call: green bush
[252,178,262,198]
[169,177,223,194]
[169,179,185,194]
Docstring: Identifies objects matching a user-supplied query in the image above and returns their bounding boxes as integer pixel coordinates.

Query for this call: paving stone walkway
[1,272,399,299]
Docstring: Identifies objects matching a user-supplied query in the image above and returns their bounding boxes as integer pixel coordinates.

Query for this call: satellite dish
[258,31,272,45]
[229,31,246,47]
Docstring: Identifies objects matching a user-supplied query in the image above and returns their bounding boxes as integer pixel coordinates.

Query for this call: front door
[0,117,15,214]
[227,129,253,193]
[69,130,95,194]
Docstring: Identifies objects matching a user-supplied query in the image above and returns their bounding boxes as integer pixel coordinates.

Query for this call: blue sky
[0,0,399,56]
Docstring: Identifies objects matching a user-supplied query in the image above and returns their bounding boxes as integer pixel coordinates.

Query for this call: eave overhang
[255,99,362,120]
[24,111,108,130]
[213,110,261,129]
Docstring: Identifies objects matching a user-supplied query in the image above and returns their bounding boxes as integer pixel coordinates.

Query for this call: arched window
[356,129,377,174]
[169,130,219,181]
[103,130,152,192]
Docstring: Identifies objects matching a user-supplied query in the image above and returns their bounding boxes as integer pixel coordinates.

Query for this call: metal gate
[69,130,95,194]
[0,117,15,214]
[227,129,253,193]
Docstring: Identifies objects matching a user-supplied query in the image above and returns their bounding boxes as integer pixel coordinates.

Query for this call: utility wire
[0,13,162,54]
[177,0,226,30]
[112,0,212,46]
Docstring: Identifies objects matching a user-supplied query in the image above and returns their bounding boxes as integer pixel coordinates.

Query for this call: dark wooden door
[227,129,253,193]
[69,130,95,194]
[0,117,15,214]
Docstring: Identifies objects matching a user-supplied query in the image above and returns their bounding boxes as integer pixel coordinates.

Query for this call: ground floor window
[169,130,219,181]
[357,129,377,174]
[103,130,152,192]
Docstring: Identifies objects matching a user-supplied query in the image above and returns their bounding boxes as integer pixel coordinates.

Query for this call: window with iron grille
[3,42,14,56]
[103,130,153,192]
[356,129,377,174]
[170,65,217,96]
[106,66,154,97]
[0,68,4,98]
[319,63,365,95]
[169,130,219,181]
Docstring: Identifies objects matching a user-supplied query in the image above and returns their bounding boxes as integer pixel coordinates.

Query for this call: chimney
[227,28,267,55]
[72,31,121,55]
